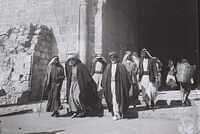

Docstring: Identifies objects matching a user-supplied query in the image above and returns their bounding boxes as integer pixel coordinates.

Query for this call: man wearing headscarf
[91,53,107,100]
[65,54,103,118]
[43,56,65,117]
[102,51,131,120]
[139,49,158,108]
[132,51,140,69]
[122,51,139,108]
[152,57,163,88]
[166,59,177,89]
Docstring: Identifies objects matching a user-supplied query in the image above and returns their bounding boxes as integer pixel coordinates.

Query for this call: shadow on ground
[56,98,191,119]
[132,99,191,113]
[25,130,65,134]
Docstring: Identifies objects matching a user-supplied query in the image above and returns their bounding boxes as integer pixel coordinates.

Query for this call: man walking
[91,53,107,100]
[102,52,131,120]
[122,51,140,108]
[139,49,158,109]
[43,56,65,117]
[65,54,103,118]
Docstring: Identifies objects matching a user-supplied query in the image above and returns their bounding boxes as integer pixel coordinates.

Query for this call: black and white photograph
[0,0,200,134]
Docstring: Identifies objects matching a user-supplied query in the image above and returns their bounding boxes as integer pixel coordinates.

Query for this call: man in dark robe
[43,56,65,117]
[65,54,103,118]
[102,52,131,120]
[122,51,140,108]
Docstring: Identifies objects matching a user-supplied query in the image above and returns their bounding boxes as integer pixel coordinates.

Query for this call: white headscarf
[141,48,154,59]
[66,53,79,62]
[48,56,58,66]
[122,51,132,64]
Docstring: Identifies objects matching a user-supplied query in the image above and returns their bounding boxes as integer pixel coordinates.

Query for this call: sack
[176,63,193,83]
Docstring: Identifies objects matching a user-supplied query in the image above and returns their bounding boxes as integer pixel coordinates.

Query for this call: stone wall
[0,0,81,63]
[30,25,57,101]
[0,24,33,105]
[0,0,85,104]
[0,24,56,105]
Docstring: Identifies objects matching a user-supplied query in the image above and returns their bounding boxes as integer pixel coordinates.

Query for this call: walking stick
[38,85,46,117]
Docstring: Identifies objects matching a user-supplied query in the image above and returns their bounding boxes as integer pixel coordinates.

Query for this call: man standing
[91,54,107,100]
[102,52,131,120]
[122,51,139,108]
[166,59,177,89]
[153,57,163,89]
[43,56,65,117]
[139,49,158,108]
[132,51,140,70]
[65,54,103,118]
[176,59,195,106]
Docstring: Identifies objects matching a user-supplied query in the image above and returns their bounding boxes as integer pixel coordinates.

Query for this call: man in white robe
[139,49,158,108]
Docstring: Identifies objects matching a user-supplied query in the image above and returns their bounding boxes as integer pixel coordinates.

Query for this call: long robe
[166,65,177,88]
[65,61,102,113]
[102,63,131,114]
[91,58,107,92]
[122,57,139,106]
[44,63,65,112]
[139,58,158,105]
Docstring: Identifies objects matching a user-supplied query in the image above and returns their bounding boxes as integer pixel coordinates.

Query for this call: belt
[143,71,149,75]
[94,71,103,74]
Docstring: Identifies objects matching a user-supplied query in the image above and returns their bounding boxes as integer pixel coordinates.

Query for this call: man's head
[132,51,138,57]
[124,51,132,61]
[66,53,80,66]
[109,51,119,64]
[68,58,77,66]
[181,58,188,63]
[168,59,173,66]
[140,49,147,58]
[140,48,152,59]
[125,50,131,55]
[49,56,59,65]
[95,53,103,59]
[127,55,132,61]
[54,56,59,64]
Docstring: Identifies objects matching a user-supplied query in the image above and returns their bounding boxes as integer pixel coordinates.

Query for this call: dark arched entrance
[100,0,199,86]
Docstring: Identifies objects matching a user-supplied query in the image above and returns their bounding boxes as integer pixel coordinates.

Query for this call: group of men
[43,48,192,121]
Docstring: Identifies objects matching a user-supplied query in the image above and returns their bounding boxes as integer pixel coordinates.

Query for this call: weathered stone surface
[0,0,81,63]
[0,24,57,105]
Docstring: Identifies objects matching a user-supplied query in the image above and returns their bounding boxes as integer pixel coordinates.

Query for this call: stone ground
[0,89,200,134]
